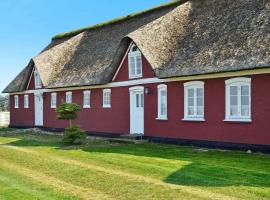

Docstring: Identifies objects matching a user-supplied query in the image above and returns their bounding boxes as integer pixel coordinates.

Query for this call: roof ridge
[52,0,184,40]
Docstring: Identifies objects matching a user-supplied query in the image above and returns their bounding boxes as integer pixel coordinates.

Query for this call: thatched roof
[3,0,270,93]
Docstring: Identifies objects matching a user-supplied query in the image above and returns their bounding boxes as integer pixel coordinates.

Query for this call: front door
[35,93,43,126]
[129,86,144,134]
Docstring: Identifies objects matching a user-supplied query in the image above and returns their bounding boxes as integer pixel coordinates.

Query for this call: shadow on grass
[1,130,270,187]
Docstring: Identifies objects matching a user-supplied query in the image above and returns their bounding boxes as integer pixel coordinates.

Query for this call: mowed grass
[0,129,270,200]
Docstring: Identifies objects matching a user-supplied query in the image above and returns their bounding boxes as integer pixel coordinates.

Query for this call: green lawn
[0,128,269,200]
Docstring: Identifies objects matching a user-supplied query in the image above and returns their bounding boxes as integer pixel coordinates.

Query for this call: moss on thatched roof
[52,0,183,40]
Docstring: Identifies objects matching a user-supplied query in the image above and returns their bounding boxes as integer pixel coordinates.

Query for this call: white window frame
[66,92,72,103]
[128,44,142,79]
[156,84,167,120]
[34,68,42,89]
[103,89,111,108]
[225,77,251,122]
[14,95,19,109]
[83,90,91,108]
[24,95,29,108]
[183,81,205,121]
[51,93,57,108]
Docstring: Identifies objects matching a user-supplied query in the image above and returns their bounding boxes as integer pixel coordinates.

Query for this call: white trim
[103,89,111,108]
[83,90,91,108]
[51,93,57,108]
[8,68,270,95]
[24,94,29,108]
[66,91,72,103]
[14,95,19,109]
[157,84,167,120]
[184,81,205,120]
[112,42,133,81]
[26,68,34,90]
[129,86,144,134]
[182,118,205,122]
[225,77,251,122]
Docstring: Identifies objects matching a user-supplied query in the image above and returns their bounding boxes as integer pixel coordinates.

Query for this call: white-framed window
[83,90,91,108]
[51,93,57,108]
[103,89,111,108]
[183,81,205,121]
[128,44,142,79]
[66,92,72,103]
[157,84,167,120]
[225,77,251,122]
[24,95,29,108]
[34,68,42,89]
[14,95,19,109]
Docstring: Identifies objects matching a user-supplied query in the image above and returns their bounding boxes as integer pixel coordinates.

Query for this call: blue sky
[0,0,169,93]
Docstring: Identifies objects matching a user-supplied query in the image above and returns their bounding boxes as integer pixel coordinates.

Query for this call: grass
[0,128,270,200]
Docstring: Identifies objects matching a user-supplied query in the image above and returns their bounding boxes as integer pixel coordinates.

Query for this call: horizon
[0,0,170,94]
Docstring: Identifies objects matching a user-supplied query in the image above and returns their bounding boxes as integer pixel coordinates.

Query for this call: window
[83,91,91,108]
[51,93,57,108]
[103,89,111,108]
[157,84,167,120]
[34,69,42,89]
[24,95,29,108]
[183,81,205,121]
[128,44,142,79]
[225,77,251,122]
[66,92,72,103]
[14,95,19,108]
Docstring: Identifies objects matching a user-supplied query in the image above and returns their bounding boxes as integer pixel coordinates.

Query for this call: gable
[112,43,156,82]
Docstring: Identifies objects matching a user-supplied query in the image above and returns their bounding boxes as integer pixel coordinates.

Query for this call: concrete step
[120,134,144,140]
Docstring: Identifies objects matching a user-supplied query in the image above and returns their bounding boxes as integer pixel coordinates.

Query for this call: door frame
[129,86,144,135]
[34,91,43,126]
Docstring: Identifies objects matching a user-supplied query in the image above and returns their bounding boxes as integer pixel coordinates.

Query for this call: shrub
[56,103,81,127]
[62,125,87,145]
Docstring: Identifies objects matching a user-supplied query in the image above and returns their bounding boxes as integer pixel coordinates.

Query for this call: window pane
[230,105,238,116]
[197,96,203,106]
[241,95,249,106]
[197,88,203,97]
[129,57,135,76]
[230,86,238,95]
[140,94,144,108]
[197,106,203,116]
[230,95,238,106]
[241,105,249,116]
[188,106,194,115]
[136,56,142,75]
[188,88,194,98]
[136,94,139,107]
[241,85,249,96]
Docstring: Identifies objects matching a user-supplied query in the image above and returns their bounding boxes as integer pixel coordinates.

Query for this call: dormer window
[34,68,42,89]
[128,44,142,79]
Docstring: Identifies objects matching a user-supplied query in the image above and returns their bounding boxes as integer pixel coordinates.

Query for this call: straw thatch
[3,0,270,93]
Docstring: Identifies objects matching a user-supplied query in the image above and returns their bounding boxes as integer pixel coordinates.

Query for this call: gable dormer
[26,67,43,90]
[112,43,155,82]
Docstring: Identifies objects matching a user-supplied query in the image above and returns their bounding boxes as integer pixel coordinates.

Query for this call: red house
[3,0,270,151]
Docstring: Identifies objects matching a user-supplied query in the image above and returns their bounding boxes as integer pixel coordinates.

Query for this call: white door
[35,93,43,126]
[129,86,144,134]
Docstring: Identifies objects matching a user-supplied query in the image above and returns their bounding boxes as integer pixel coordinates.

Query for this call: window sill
[51,106,56,109]
[156,117,168,121]
[129,75,143,79]
[182,118,205,122]
[223,118,252,123]
[83,106,91,109]
[103,105,111,108]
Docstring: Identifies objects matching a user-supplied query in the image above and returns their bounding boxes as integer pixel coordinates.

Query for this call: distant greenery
[52,0,182,40]
[0,129,270,200]
[0,95,9,111]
